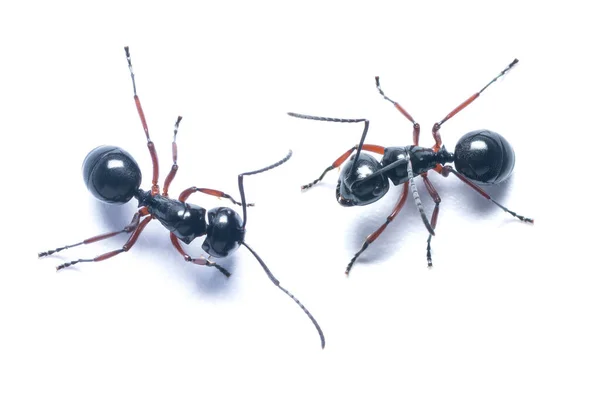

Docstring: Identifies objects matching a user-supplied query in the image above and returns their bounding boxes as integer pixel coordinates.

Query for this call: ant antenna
[405,150,435,236]
[287,112,370,177]
[238,150,293,228]
[241,242,326,349]
[235,149,325,348]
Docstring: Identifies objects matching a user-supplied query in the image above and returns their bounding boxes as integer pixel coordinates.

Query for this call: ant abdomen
[83,145,142,204]
[454,130,515,184]
[337,153,389,207]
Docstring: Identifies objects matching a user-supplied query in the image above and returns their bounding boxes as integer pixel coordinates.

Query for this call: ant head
[337,153,389,206]
[83,146,142,204]
[202,207,246,257]
[454,130,515,184]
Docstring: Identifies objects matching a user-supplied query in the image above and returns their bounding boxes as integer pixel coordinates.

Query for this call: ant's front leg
[169,233,231,277]
[301,144,385,190]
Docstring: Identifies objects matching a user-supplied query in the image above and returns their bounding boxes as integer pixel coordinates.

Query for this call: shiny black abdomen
[83,146,142,204]
[336,153,389,206]
[454,129,515,184]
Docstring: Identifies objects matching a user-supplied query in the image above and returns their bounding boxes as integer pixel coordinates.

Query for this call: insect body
[39,47,325,349]
[289,59,533,275]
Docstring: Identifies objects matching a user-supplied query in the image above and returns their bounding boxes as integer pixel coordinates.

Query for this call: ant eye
[372,184,385,196]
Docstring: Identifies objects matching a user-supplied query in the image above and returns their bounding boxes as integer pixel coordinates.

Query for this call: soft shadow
[95,200,233,297]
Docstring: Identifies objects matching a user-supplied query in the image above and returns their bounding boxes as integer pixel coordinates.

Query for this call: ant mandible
[38,47,325,349]
[289,59,533,275]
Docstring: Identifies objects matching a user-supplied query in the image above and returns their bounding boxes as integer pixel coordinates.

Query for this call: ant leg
[375,76,420,145]
[432,59,519,151]
[346,182,409,275]
[169,233,231,277]
[300,144,385,190]
[38,208,149,258]
[421,174,441,267]
[162,116,183,196]
[124,46,160,195]
[178,187,253,207]
[440,165,533,223]
[55,216,153,271]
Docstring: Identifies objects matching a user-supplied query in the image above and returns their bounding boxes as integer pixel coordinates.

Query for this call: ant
[289,59,533,275]
[38,47,325,349]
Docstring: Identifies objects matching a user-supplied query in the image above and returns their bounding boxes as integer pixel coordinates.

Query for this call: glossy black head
[336,153,389,206]
[83,146,142,204]
[202,207,246,258]
[454,130,515,184]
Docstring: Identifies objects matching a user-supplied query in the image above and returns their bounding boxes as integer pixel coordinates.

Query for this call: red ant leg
[300,144,385,190]
[432,59,519,152]
[375,76,421,145]
[169,233,231,277]
[38,208,149,258]
[178,187,251,207]
[421,174,441,267]
[163,116,183,196]
[124,47,160,195]
[55,215,153,271]
[439,165,533,223]
[346,181,409,275]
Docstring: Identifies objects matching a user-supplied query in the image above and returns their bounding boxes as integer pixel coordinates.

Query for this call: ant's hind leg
[440,165,533,223]
[38,208,149,258]
[54,215,153,271]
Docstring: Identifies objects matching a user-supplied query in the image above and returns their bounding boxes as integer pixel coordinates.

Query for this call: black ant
[38,47,325,349]
[289,59,533,275]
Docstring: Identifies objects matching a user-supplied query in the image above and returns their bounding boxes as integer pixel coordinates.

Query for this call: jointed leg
[55,215,153,271]
[375,76,421,145]
[301,144,385,190]
[169,233,231,277]
[178,187,252,207]
[421,174,441,267]
[440,165,533,223]
[38,208,149,258]
[432,59,519,151]
[124,46,160,195]
[346,182,409,275]
[163,116,183,196]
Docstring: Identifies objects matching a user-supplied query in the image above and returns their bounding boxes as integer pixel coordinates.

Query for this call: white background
[1,1,598,399]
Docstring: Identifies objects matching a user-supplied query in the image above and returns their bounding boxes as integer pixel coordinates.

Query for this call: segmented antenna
[238,150,293,228]
[241,242,326,349]
[405,150,435,236]
[287,112,371,176]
